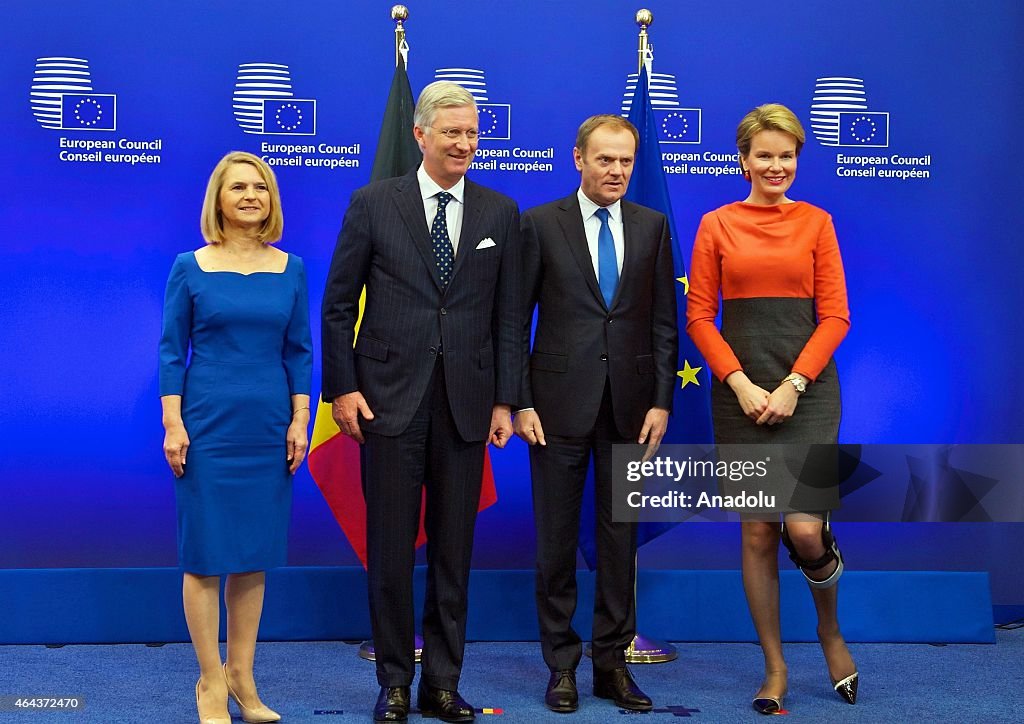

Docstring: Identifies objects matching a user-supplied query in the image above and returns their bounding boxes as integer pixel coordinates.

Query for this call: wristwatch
[782,374,807,394]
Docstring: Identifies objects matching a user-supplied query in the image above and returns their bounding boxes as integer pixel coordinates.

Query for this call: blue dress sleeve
[284,255,313,395]
[158,254,192,396]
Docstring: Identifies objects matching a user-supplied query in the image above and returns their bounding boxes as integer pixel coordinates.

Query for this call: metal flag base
[359,633,674,663]
[585,633,678,664]
[359,634,424,662]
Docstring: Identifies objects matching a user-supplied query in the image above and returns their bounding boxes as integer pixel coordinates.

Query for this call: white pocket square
[475,237,496,250]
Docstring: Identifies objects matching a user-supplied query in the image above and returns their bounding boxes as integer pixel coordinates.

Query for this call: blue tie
[595,207,618,307]
[431,191,454,286]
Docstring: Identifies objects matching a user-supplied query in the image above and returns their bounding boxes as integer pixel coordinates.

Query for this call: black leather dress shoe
[416,682,474,722]
[593,667,653,711]
[374,686,410,722]
[545,669,578,713]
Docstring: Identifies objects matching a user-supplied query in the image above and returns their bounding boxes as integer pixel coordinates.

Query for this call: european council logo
[30,57,117,131]
[621,68,700,145]
[233,63,317,136]
[434,68,510,141]
[810,77,890,148]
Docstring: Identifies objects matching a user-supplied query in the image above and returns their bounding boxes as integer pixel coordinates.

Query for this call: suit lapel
[613,200,642,310]
[557,194,606,308]
[393,170,444,292]
[449,179,483,287]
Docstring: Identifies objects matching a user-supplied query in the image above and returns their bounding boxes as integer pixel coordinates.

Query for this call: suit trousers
[530,380,638,673]
[362,359,485,689]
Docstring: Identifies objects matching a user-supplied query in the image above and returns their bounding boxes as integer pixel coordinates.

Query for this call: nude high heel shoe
[195,678,230,724]
[224,664,282,723]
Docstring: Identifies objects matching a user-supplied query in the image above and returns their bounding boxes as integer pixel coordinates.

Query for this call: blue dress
[159,251,312,575]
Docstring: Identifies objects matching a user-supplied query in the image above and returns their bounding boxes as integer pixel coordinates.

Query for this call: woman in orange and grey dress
[686,104,858,714]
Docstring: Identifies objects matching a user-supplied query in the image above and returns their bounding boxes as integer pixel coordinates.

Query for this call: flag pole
[357,4,424,665]
[586,8,678,665]
[392,4,409,69]
[626,8,679,665]
[636,7,652,74]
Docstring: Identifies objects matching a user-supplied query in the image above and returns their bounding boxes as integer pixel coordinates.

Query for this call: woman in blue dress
[159,151,312,724]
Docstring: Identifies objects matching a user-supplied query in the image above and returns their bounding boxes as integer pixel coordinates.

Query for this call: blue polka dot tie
[431,191,454,287]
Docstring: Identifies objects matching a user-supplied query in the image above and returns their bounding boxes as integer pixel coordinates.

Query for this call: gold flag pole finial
[635,8,653,75]
[391,5,410,69]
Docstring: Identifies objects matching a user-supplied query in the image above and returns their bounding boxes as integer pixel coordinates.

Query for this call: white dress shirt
[577,188,625,278]
[418,165,465,254]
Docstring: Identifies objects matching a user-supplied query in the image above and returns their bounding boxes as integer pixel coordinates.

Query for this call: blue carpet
[2,632,1022,722]
[1,568,994,644]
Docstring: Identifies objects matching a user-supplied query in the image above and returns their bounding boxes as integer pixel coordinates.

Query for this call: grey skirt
[712,297,841,514]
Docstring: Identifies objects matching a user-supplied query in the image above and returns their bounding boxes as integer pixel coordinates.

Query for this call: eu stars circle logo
[478,107,497,137]
[274,102,303,132]
[661,111,689,140]
[73,97,103,127]
[847,115,877,144]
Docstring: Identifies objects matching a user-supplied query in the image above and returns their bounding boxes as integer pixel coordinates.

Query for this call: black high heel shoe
[751,674,787,716]
[751,694,784,715]
[832,671,859,704]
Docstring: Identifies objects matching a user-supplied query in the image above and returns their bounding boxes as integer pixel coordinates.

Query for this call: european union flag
[627,65,714,538]
[262,99,316,135]
[477,103,511,140]
[837,111,889,147]
[656,108,701,144]
[60,94,116,131]
[578,66,715,569]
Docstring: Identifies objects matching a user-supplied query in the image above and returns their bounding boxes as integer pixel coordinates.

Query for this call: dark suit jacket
[520,194,677,439]
[322,168,521,441]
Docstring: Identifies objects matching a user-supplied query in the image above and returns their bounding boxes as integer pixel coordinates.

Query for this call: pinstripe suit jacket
[520,194,677,439]
[322,168,521,441]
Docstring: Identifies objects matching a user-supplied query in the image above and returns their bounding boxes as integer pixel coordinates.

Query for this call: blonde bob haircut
[736,103,806,158]
[200,151,283,244]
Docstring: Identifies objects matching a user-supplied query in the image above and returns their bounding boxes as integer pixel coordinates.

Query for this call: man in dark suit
[514,115,677,713]
[322,81,520,724]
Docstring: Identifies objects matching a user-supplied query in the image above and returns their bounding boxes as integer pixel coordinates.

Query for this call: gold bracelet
[292,407,310,417]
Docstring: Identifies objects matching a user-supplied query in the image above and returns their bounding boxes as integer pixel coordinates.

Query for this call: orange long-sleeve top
[686,201,850,382]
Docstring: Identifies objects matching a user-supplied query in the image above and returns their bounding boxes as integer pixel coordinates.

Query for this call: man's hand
[513,409,546,446]
[638,407,669,462]
[332,391,374,444]
[489,404,513,448]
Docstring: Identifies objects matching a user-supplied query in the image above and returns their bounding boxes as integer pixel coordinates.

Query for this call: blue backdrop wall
[2,1,1023,608]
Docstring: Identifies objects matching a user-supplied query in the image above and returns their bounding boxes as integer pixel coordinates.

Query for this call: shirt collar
[418,164,465,204]
[577,188,621,222]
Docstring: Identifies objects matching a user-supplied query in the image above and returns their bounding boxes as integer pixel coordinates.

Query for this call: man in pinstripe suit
[322,81,520,723]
